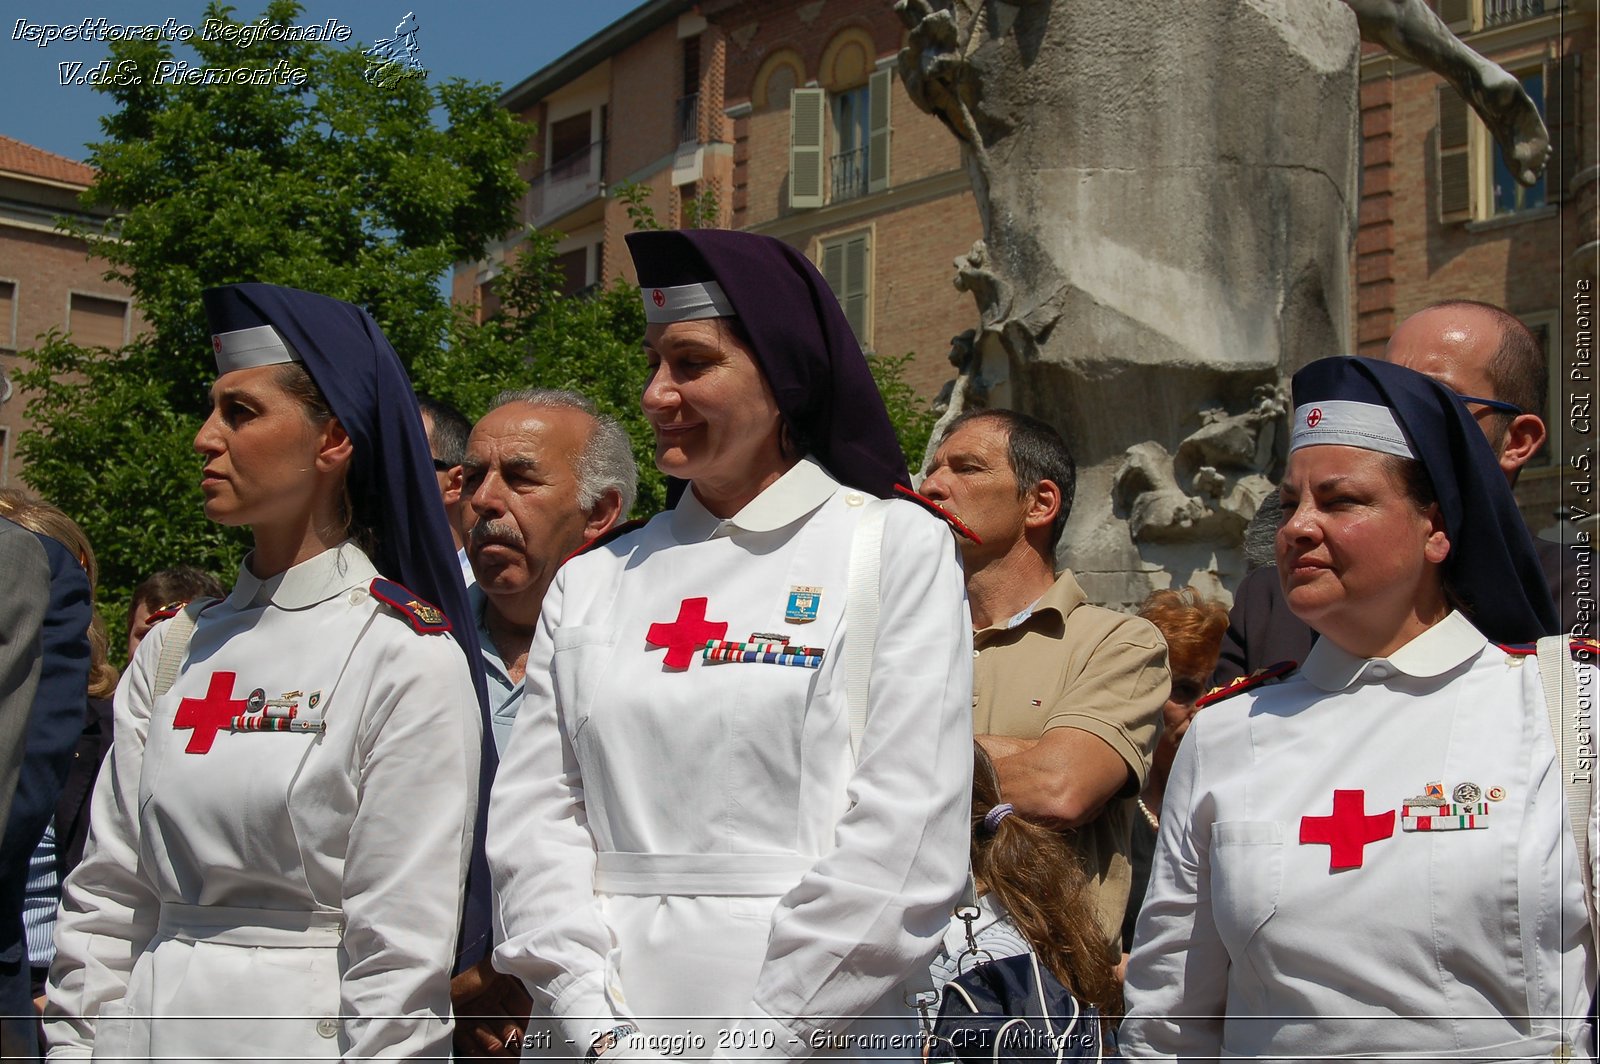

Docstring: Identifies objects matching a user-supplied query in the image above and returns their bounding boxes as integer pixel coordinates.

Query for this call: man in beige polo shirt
[921,409,1169,947]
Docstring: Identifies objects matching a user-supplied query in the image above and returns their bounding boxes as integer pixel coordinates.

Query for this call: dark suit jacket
[0,519,48,841]
[0,533,91,990]
[52,696,115,884]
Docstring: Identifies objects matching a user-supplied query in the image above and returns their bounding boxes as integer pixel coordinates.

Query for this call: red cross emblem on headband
[1306,407,1324,428]
[652,288,666,308]
[212,336,223,355]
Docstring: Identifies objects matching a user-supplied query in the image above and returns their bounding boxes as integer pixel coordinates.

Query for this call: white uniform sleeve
[733,503,973,1057]
[339,625,481,1060]
[1120,710,1228,1058]
[487,575,618,1051]
[44,623,167,1058]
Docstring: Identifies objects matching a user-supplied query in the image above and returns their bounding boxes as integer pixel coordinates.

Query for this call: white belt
[594,852,815,896]
[157,903,345,947]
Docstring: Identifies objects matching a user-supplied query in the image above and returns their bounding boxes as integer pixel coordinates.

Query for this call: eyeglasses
[1455,394,1523,417]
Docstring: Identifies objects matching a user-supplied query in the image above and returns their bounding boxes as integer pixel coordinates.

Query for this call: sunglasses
[431,458,453,472]
[1455,394,1522,416]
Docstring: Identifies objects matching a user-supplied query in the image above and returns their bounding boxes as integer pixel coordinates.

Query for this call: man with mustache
[462,389,636,758]
[451,389,635,1060]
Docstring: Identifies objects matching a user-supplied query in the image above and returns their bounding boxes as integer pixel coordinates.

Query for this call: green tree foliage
[411,233,666,515]
[866,351,939,472]
[19,0,939,642]
[17,0,525,631]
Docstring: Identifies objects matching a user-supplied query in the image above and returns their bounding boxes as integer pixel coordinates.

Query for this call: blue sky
[1,0,648,162]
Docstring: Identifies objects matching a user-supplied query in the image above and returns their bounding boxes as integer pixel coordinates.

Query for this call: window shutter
[1437,85,1472,223]
[843,234,870,344]
[1438,0,1472,31]
[1546,52,1581,201]
[789,88,826,209]
[868,68,892,193]
[0,281,15,349]
[822,240,846,297]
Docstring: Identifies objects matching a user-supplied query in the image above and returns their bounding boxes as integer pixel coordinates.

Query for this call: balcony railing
[675,93,700,145]
[830,147,868,203]
[527,140,605,225]
[1483,0,1545,25]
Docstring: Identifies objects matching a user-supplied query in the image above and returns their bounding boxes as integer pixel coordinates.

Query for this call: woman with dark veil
[489,230,974,1062]
[46,284,485,1061]
[1123,356,1594,1059]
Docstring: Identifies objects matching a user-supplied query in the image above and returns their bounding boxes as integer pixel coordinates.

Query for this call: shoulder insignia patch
[145,601,186,625]
[562,518,649,565]
[368,577,451,634]
[893,484,981,543]
[1571,636,1599,659]
[1495,641,1538,657]
[1195,659,1298,709]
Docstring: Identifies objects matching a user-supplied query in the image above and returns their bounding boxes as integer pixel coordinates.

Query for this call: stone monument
[897,0,1551,607]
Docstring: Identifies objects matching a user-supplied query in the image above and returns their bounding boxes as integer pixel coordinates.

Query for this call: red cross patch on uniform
[647,597,728,669]
[1300,789,1395,871]
[173,671,248,754]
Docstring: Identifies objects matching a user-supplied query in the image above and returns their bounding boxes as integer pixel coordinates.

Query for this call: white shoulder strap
[843,500,890,761]
[1535,634,1596,942]
[151,599,212,698]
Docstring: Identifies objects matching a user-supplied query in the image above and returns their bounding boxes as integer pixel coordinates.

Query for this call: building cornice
[499,0,696,112]
[746,168,970,243]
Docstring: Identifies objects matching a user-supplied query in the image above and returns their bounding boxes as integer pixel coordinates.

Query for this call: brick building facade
[1355,1,1596,533]
[0,135,144,486]
[452,0,981,401]
[458,0,1594,533]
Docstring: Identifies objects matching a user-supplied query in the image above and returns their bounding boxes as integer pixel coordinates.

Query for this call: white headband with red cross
[639,280,735,324]
[211,324,302,374]
[1290,400,1414,460]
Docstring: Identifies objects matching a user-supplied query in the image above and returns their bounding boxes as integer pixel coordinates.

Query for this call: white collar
[230,542,378,611]
[1301,610,1486,692]
[670,456,840,541]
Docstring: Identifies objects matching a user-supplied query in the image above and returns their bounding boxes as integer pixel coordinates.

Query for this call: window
[830,86,869,201]
[548,113,593,173]
[1441,0,1548,32]
[0,280,15,351]
[555,248,589,297]
[788,68,893,209]
[819,230,871,345]
[1436,54,1579,223]
[478,277,502,321]
[1490,69,1545,216]
[68,293,129,348]
[678,34,701,145]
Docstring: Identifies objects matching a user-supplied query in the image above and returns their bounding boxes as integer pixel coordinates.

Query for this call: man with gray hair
[451,388,636,1058]
[462,388,637,755]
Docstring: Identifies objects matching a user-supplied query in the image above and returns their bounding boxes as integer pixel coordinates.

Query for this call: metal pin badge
[785,586,821,623]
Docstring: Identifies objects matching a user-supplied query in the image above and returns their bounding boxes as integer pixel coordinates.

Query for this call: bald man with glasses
[1213,300,1581,685]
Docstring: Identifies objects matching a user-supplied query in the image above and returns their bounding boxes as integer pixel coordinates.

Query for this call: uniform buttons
[845,492,865,507]
[1369,665,1390,680]
[316,1018,340,1039]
